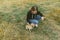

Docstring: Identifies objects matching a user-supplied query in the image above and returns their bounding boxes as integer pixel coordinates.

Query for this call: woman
[26,6,45,27]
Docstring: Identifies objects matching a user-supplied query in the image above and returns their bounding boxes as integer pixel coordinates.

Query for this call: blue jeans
[29,15,41,24]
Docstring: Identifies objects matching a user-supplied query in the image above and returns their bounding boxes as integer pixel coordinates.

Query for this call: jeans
[29,15,41,24]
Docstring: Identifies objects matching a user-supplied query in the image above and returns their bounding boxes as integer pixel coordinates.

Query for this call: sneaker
[35,24,38,27]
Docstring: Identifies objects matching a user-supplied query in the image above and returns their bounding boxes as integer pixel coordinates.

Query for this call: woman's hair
[30,6,38,11]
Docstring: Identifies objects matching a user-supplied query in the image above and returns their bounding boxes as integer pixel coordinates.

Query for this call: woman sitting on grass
[26,6,45,27]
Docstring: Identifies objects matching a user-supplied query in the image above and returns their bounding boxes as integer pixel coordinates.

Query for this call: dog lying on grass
[26,23,35,32]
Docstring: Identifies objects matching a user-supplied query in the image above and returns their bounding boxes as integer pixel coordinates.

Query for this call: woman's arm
[26,11,30,22]
[38,11,44,17]
[38,11,45,20]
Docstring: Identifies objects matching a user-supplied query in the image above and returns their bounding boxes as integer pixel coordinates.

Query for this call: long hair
[30,6,38,12]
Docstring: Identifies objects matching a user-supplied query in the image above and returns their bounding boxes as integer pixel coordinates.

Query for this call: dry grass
[0,0,60,40]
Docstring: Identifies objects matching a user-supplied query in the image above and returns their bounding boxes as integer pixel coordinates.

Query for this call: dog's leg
[26,26,28,29]
[29,29,31,32]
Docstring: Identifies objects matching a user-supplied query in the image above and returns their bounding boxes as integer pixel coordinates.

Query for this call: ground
[0,0,60,40]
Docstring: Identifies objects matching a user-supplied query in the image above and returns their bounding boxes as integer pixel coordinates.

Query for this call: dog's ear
[26,22,29,25]
[31,23,35,27]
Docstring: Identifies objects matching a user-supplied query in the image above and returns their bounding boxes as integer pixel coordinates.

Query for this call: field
[0,0,60,40]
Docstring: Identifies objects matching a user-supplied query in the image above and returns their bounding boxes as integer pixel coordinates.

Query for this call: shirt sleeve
[38,11,44,17]
[26,11,30,22]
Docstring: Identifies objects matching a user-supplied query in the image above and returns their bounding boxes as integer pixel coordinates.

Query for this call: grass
[0,0,60,40]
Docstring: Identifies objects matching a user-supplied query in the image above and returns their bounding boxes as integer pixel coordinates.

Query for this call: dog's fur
[26,23,35,32]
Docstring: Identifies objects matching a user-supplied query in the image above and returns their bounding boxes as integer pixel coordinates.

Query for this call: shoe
[35,24,38,27]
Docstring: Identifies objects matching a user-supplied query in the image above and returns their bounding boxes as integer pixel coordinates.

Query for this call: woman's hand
[41,17,45,21]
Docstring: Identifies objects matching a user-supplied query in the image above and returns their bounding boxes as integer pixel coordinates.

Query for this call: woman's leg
[35,15,41,20]
[29,19,38,24]
[29,19,38,27]
[34,15,41,27]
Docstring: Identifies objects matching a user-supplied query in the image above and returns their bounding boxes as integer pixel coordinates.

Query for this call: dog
[26,23,35,32]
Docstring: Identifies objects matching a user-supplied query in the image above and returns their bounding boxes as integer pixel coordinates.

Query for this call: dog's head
[30,23,35,27]
[26,23,35,29]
